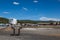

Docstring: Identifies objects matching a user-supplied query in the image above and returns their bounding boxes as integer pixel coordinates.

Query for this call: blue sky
[0,0,60,21]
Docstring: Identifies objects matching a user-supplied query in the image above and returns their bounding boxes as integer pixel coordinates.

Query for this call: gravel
[0,28,60,40]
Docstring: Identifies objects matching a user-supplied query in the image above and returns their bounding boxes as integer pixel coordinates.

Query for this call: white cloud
[0,16,2,17]
[13,2,20,5]
[3,12,9,14]
[22,7,28,11]
[40,17,60,21]
[33,0,39,3]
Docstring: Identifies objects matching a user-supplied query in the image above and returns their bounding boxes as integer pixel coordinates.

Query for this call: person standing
[9,18,21,36]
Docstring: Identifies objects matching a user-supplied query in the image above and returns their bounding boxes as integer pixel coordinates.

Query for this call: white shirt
[9,18,17,25]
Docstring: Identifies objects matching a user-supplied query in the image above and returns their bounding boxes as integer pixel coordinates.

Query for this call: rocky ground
[0,28,60,40]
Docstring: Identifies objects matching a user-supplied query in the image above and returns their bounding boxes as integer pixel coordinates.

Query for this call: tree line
[0,17,59,24]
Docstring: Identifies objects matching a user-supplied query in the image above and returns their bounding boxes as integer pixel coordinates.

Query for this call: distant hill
[0,17,57,24]
[17,20,56,24]
[0,17,9,24]
[17,20,38,24]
